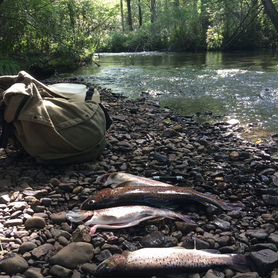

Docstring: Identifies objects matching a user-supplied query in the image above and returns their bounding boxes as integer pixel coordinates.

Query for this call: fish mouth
[80,199,96,209]
[96,173,110,184]
[96,254,125,275]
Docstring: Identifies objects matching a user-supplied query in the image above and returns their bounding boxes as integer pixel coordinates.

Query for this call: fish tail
[229,254,251,272]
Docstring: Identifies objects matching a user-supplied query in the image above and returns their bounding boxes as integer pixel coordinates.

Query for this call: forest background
[0,0,278,76]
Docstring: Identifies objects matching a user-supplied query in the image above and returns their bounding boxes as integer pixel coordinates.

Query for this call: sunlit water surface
[71,51,278,139]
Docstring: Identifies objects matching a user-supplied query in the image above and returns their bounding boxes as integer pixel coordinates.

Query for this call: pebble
[24,267,44,278]
[49,265,73,278]
[250,249,278,274]
[0,253,28,274]
[49,242,94,269]
[1,84,278,278]
[24,216,46,230]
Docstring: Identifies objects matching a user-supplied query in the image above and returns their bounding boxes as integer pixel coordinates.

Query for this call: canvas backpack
[0,71,111,164]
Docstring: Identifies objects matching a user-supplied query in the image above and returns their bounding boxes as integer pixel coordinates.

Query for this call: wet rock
[0,253,28,274]
[250,249,278,274]
[24,216,46,230]
[49,265,73,278]
[49,242,94,269]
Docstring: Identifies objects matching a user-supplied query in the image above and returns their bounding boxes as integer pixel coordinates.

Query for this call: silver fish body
[95,247,248,276]
[97,172,173,188]
[66,206,195,234]
[83,205,195,234]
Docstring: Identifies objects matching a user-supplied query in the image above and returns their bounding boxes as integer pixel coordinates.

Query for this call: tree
[120,0,125,31]
[126,0,133,31]
[138,0,143,27]
[261,0,278,32]
[150,0,156,24]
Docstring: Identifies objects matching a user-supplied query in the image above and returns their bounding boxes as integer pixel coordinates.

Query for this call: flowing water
[72,51,278,139]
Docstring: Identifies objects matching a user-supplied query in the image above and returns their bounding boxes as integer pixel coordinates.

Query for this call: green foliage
[0,0,118,74]
[0,0,278,73]
[0,58,21,75]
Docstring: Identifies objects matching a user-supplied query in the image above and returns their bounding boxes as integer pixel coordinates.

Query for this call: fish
[95,247,250,276]
[80,185,240,212]
[96,172,173,188]
[80,205,195,234]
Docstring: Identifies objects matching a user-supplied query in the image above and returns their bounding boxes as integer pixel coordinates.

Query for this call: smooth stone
[49,242,94,269]
[49,265,73,278]
[18,242,37,254]
[140,231,165,247]
[246,229,268,240]
[250,249,278,274]
[71,270,81,278]
[80,263,97,274]
[232,272,259,278]
[31,243,54,259]
[0,194,10,204]
[0,253,28,274]
[269,233,278,244]
[212,219,231,231]
[24,216,46,230]
[4,219,23,226]
[50,212,67,224]
[271,269,278,278]
[203,269,225,278]
[24,267,43,278]
[250,243,277,252]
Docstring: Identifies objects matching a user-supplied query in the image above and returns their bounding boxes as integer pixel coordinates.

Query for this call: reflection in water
[72,51,278,136]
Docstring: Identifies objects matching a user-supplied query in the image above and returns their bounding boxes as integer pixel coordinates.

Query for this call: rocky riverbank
[1,82,278,278]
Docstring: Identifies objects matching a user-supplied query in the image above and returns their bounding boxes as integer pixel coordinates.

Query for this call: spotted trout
[97,172,173,188]
[80,185,241,211]
[67,205,195,235]
[95,247,249,277]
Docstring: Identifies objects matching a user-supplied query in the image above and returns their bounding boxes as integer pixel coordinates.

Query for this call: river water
[73,51,278,139]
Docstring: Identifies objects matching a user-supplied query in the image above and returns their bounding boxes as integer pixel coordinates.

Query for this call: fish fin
[230,254,252,273]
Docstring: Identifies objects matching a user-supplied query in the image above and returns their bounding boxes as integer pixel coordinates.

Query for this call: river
[72,51,278,141]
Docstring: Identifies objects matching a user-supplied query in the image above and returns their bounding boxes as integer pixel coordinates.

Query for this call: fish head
[96,254,127,275]
[96,173,111,184]
[80,188,115,209]
[66,209,95,224]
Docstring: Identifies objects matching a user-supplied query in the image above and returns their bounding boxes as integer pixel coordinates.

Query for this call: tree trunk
[138,0,142,27]
[150,0,156,24]
[120,0,125,31]
[126,0,133,31]
[261,0,278,33]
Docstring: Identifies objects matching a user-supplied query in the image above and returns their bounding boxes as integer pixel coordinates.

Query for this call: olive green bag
[0,71,111,164]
